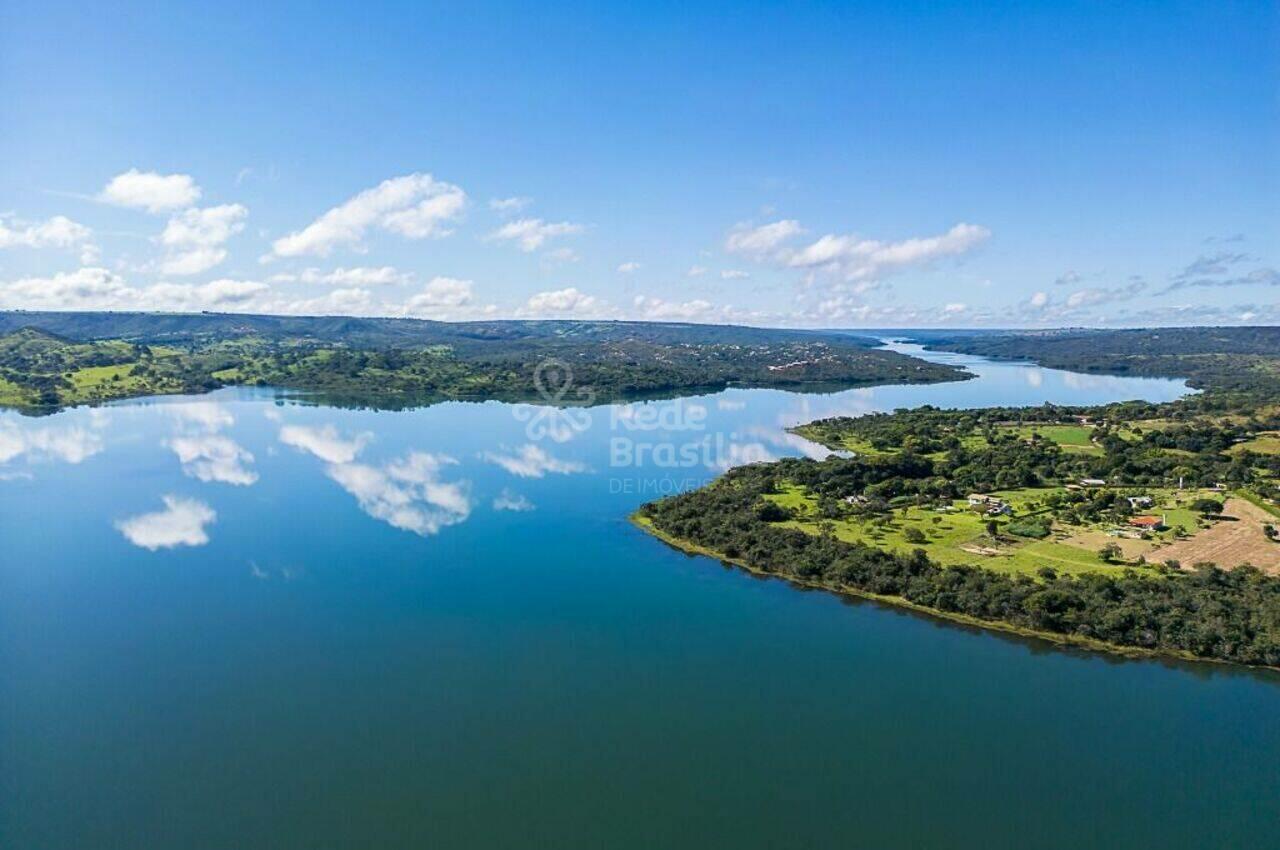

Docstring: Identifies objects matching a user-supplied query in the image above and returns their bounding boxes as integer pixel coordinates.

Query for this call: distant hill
[0,311,884,353]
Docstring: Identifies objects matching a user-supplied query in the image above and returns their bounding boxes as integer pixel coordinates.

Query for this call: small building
[1080,478,1107,487]
[1129,515,1165,530]
[968,493,999,506]
[1127,495,1155,509]
[986,503,1012,516]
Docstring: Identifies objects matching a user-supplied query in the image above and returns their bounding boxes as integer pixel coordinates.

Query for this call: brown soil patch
[1158,499,1280,574]
[1059,529,1153,561]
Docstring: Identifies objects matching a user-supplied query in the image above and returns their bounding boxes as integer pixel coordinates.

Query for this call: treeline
[795,404,1276,495]
[916,327,1280,396]
[640,461,1280,667]
[0,326,965,412]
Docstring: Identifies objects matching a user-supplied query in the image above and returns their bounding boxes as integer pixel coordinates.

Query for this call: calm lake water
[2,344,1277,849]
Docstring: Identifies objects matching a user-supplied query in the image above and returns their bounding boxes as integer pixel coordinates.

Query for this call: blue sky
[1,1,1275,326]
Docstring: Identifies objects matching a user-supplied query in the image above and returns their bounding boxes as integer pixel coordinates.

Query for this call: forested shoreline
[639,327,1280,669]
[0,313,965,413]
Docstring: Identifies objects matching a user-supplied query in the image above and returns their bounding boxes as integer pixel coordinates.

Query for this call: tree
[903,527,927,544]
[1098,542,1122,563]
[1192,497,1224,516]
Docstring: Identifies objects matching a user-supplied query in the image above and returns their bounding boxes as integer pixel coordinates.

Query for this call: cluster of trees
[641,461,1280,667]
[0,323,966,412]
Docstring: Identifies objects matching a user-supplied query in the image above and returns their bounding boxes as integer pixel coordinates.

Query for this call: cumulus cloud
[271,173,466,257]
[686,265,708,277]
[168,434,258,485]
[0,214,94,258]
[786,223,990,282]
[482,444,585,478]
[99,169,201,212]
[492,488,535,512]
[0,267,268,312]
[487,218,583,252]
[402,276,477,317]
[720,269,749,280]
[279,423,371,464]
[158,204,248,275]
[617,261,642,273]
[327,451,471,536]
[632,294,714,321]
[116,495,216,550]
[519,287,606,317]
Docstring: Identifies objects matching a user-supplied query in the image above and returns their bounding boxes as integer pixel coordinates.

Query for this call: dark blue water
[3,345,1276,849]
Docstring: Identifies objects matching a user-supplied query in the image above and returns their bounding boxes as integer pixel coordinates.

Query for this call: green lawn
[764,483,1132,577]
[1008,424,1102,455]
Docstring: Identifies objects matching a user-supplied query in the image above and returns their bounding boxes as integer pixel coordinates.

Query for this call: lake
[2,343,1277,849]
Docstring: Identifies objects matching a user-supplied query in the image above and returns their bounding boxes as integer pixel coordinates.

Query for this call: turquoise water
[2,346,1277,849]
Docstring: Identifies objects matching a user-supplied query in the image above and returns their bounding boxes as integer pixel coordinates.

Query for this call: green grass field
[1008,424,1102,455]
[1232,433,1280,456]
[764,483,1135,577]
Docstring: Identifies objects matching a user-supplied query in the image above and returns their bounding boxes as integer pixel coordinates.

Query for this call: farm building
[1128,515,1166,530]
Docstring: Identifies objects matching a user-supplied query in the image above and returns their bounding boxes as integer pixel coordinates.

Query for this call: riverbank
[630,513,1280,673]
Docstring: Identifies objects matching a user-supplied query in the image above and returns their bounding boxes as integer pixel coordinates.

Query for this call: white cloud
[116,495,216,550]
[942,302,968,315]
[720,269,749,280]
[482,444,585,478]
[487,218,583,252]
[0,267,269,312]
[271,173,466,257]
[402,276,474,317]
[158,204,247,275]
[787,222,991,282]
[0,215,93,255]
[284,266,409,286]
[99,169,201,212]
[519,287,605,317]
[632,295,714,321]
[724,219,803,258]
[687,265,708,277]
[489,196,532,214]
[493,488,535,512]
[168,434,257,485]
[1029,291,1049,308]
[617,261,642,273]
[279,423,371,464]
[327,451,471,536]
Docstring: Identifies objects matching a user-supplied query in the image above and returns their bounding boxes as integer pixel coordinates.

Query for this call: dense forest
[0,313,964,412]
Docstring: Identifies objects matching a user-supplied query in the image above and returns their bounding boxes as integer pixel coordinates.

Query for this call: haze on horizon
[1,1,1276,329]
